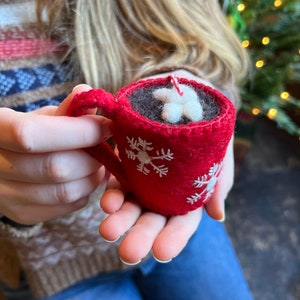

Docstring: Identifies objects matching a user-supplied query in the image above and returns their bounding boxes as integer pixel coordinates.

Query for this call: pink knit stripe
[0,38,60,59]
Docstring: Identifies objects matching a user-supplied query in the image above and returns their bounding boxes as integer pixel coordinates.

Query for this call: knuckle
[43,154,70,182]
[55,183,78,204]
[11,118,35,152]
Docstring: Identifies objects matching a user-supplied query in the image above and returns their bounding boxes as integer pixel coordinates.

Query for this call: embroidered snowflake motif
[187,162,223,204]
[125,137,174,177]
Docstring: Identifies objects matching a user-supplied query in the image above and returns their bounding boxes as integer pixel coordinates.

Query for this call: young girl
[0,1,252,299]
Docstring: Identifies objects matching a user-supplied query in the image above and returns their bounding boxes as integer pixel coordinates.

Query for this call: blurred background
[224,1,300,299]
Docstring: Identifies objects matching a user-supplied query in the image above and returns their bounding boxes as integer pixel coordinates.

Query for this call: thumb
[56,84,93,116]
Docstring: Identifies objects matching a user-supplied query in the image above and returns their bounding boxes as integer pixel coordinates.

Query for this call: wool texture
[153,83,204,123]
[68,77,236,216]
[0,2,236,297]
[0,1,128,298]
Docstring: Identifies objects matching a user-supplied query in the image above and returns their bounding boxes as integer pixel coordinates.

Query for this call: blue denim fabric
[2,212,253,300]
[134,212,253,300]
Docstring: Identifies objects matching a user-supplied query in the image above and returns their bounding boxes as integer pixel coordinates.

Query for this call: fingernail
[153,256,173,264]
[119,257,142,266]
[72,84,91,92]
[217,201,226,222]
[101,119,113,141]
[217,213,226,222]
[102,236,120,243]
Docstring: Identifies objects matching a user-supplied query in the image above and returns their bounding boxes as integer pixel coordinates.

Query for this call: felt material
[129,84,219,124]
[68,76,236,216]
[153,83,203,123]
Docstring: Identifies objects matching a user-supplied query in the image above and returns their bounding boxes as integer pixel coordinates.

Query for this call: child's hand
[98,70,235,264]
[99,139,233,264]
[205,137,234,222]
[0,85,112,225]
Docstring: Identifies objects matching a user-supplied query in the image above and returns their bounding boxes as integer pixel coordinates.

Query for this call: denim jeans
[3,212,253,300]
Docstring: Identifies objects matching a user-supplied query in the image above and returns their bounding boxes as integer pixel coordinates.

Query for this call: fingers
[116,209,201,264]
[205,137,234,221]
[0,84,110,224]
[0,149,102,183]
[0,108,112,153]
[0,169,104,206]
[55,84,93,116]
[152,208,202,262]
[31,106,58,116]
[100,189,125,213]
[118,212,167,264]
[100,173,127,213]
[1,198,89,225]
[99,198,167,264]
[0,168,103,224]
[99,200,142,242]
[99,187,203,265]
[0,84,112,152]
[98,135,235,266]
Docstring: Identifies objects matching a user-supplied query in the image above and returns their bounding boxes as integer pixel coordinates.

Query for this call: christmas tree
[224,0,300,139]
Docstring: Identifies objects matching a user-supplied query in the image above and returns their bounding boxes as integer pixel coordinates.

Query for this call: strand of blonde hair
[37,0,249,105]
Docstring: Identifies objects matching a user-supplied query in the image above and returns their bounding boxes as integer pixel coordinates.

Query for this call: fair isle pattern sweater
[0,1,127,298]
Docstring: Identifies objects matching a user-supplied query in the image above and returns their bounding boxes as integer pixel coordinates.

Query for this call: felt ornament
[67,76,235,216]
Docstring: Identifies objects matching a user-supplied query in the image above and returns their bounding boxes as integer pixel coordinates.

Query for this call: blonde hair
[37,0,248,105]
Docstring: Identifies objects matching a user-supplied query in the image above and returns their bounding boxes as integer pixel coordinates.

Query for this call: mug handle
[66,89,131,191]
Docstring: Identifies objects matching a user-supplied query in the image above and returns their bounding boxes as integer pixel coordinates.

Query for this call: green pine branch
[230,0,300,137]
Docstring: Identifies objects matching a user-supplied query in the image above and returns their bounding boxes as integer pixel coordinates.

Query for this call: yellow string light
[274,0,282,7]
[237,3,246,12]
[252,108,260,115]
[280,91,290,101]
[256,60,265,68]
[267,108,278,119]
[242,40,250,48]
[262,37,270,45]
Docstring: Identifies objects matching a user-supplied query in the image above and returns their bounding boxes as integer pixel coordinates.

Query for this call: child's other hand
[0,85,112,225]
[99,138,233,264]
[99,179,203,264]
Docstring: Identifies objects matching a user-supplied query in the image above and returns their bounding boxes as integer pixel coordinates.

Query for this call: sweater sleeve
[0,217,42,239]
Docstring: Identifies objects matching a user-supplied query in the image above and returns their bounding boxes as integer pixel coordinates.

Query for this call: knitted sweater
[0,2,241,299]
[0,1,128,298]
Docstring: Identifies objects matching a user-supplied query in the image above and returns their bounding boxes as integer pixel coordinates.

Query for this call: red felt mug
[67,77,236,216]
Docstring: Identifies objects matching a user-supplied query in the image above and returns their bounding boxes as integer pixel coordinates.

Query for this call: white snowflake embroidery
[187,162,223,204]
[125,137,174,177]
